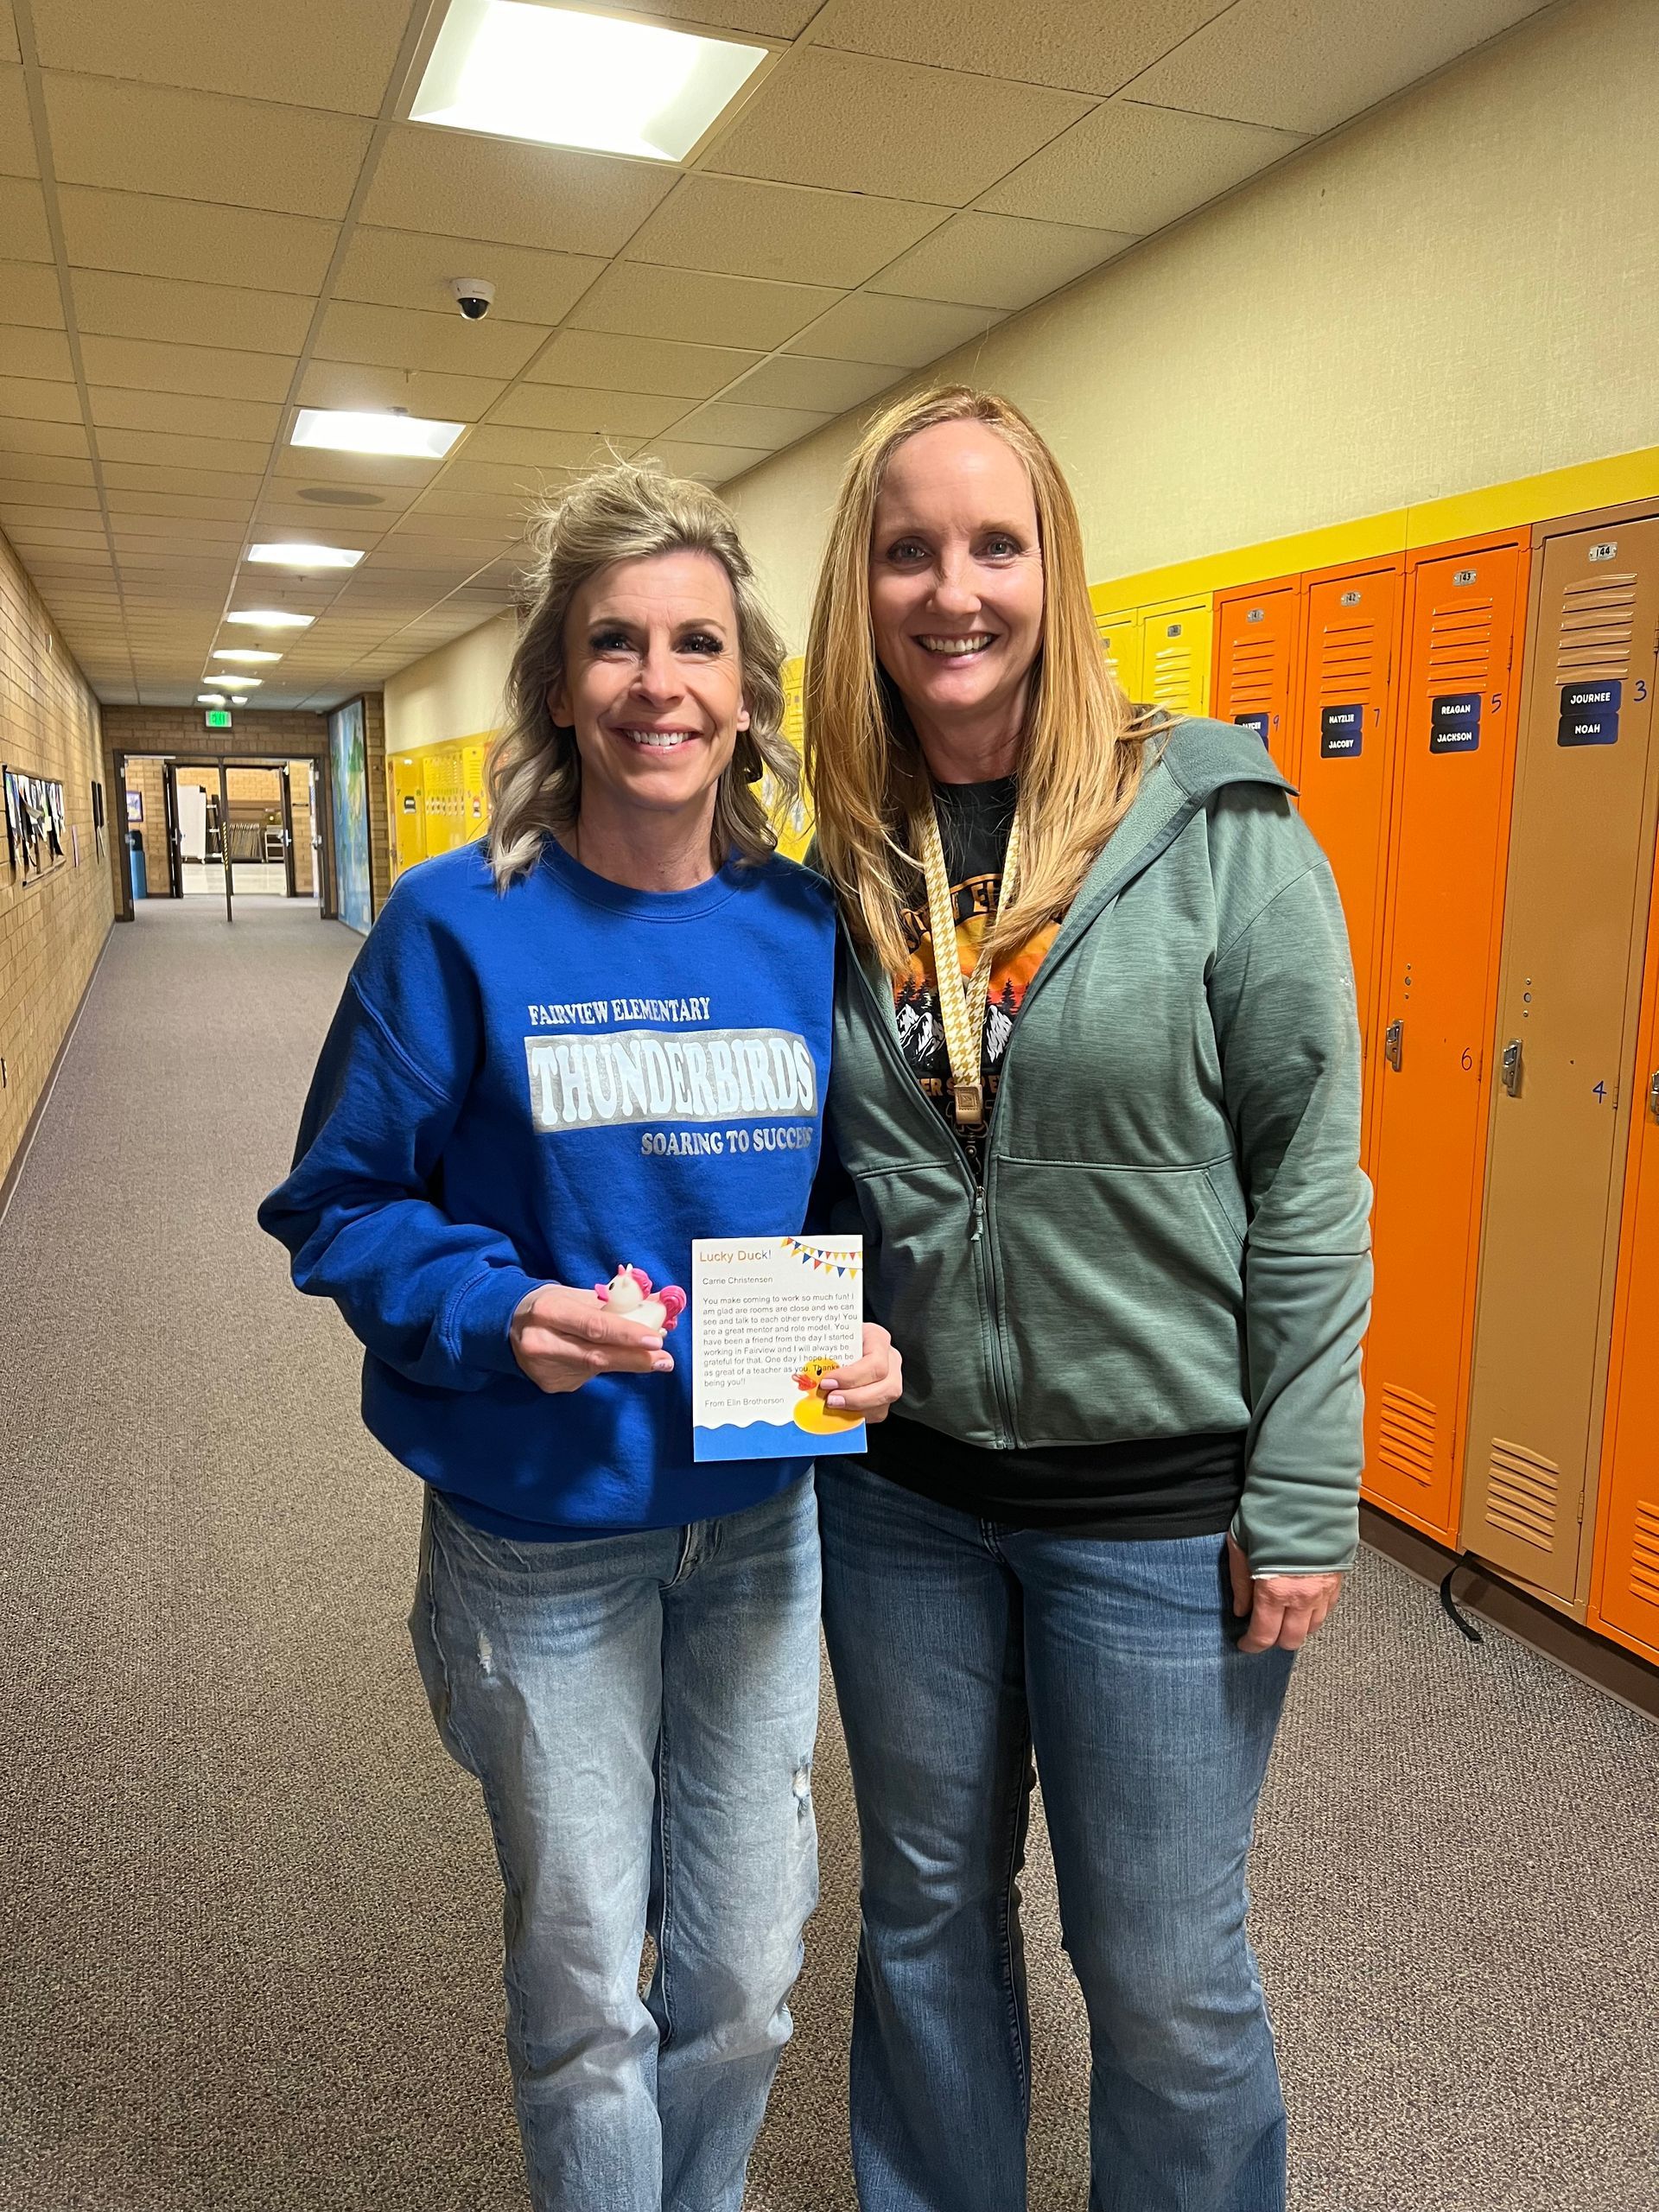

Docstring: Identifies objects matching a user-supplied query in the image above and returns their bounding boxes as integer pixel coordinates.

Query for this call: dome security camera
[449,276,496,321]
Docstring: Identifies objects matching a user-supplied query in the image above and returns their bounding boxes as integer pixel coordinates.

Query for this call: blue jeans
[817,1459,1294,2212]
[410,1477,822,2212]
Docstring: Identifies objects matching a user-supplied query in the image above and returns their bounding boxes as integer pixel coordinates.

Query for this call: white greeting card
[690,1236,867,1462]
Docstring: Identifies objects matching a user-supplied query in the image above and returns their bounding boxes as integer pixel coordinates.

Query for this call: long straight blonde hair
[487,460,798,887]
[804,386,1148,974]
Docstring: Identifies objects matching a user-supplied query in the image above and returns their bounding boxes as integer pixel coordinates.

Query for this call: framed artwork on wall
[3,766,67,881]
[91,779,105,859]
[126,787,143,823]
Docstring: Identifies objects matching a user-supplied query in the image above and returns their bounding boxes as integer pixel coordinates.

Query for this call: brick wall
[359,691,392,917]
[0,525,114,1190]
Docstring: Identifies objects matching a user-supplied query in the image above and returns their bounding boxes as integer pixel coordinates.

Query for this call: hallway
[2,901,1655,2212]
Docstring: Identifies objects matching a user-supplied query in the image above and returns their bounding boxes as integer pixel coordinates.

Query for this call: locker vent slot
[1484,1440,1561,1551]
[1313,619,1376,704]
[1630,1504,1659,1607]
[1426,596,1494,684]
[1148,640,1192,708]
[1227,640,1279,713]
[1377,1387,1435,1486]
[1555,575,1637,681]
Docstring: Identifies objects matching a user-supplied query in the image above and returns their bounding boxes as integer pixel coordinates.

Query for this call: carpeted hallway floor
[2,898,1656,2212]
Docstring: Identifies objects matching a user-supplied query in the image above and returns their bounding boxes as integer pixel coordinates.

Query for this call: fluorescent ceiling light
[197,693,226,705]
[226,608,315,629]
[213,648,283,664]
[411,0,766,162]
[291,408,463,459]
[230,696,250,705]
[248,543,364,569]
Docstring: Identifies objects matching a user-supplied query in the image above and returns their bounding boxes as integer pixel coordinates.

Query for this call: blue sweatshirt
[259,838,837,1538]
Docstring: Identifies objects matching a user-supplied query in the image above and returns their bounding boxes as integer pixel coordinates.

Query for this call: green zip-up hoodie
[823,715,1372,1575]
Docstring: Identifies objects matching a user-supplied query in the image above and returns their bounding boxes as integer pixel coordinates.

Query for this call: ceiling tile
[440,456,581,497]
[0,326,73,381]
[404,486,539,522]
[785,290,999,366]
[626,174,945,289]
[0,8,16,65]
[313,299,549,380]
[618,0,815,26]
[979,99,1305,233]
[364,126,676,257]
[0,375,81,423]
[100,461,263,499]
[72,269,314,354]
[79,335,296,404]
[58,188,338,295]
[524,329,762,400]
[0,474,99,506]
[867,210,1136,309]
[96,426,268,471]
[811,0,1234,96]
[32,0,410,116]
[459,426,641,468]
[0,450,94,485]
[90,389,279,440]
[334,224,605,326]
[42,75,373,219]
[0,175,51,260]
[1125,0,1550,135]
[297,358,506,423]
[642,440,774,484]
[725,353,898,411]
[708,48,1092,204]
[570,263,840,351]
[0,417,90,457]
[492,384,684,438]
[0,61,33,176]
[273,446,435,489]
[670,398,830,449]
[0,260,64,328]
[105,488,255,521]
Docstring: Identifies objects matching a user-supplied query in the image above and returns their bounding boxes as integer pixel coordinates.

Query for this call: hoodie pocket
[992,1158,1250,1443]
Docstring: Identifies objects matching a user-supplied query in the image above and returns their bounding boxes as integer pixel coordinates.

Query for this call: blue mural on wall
[329,699,372,935]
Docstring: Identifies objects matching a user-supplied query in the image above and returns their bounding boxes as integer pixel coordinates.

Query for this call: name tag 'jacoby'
[524,1027,817,1133]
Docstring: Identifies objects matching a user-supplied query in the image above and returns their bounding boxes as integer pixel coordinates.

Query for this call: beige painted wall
[385,613,515,754]
[726,0,1659,647]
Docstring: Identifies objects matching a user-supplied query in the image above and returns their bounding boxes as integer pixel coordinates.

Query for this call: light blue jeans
[818,1459,1294,2212]
[410,1477,822,2212]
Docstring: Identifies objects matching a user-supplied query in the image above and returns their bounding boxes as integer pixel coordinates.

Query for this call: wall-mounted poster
[126,787,143,823]
[328,697,372,935]
[3,767,67,881]
[92,779,105,860]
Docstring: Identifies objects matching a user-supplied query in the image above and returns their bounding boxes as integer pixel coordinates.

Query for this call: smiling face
[868,418,1045,757]
[550,548,749,840]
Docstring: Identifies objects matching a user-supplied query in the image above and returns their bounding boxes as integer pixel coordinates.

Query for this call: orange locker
[1461,504,1659,1611]
[1293,556,1406,1141]
[1212,576,1302,779]
[1362,533,1530,1541]
[1591,778,1659,1662]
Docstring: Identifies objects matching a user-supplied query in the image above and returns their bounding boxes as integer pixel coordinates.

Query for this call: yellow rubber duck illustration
[791,1356,861,1436]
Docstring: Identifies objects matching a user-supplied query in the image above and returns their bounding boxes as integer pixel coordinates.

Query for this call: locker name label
[1557,680,1620,747]
[1320,703,1363,758]
[1429,693,1482,753]
[1234,712,1270,746]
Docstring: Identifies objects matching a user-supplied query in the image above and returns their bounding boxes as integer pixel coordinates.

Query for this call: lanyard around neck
[915,798,1022,1129]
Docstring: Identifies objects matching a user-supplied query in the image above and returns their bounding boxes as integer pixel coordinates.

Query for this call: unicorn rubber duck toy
[594,1263,687,1334]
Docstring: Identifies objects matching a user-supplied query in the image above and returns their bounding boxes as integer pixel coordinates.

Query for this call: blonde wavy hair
[804,385,1149,974]
[487,460,798,887]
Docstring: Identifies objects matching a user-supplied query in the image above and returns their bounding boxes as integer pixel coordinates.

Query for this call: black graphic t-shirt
[872,776,1246,1541]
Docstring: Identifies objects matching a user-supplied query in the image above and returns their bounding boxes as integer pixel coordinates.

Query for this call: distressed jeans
[410,1477,822,2212]
[818,1458,1294,2212]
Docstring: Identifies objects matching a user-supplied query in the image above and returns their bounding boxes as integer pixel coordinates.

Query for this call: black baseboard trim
[0,921,111,1230]
[1361,1503,1659,1720]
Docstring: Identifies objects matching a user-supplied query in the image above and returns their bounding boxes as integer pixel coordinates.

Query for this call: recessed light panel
[291,409,464,460]
[411,0,767,162]
[197,693,226,704]
[248,543,365,569]
[213,648,283,664]
[226,609,315,629]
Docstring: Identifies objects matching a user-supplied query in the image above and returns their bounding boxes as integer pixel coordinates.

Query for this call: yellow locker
[1137,596,1212,716]
[390,754,427,878]
[768,657,814,863]
[1095,607,1140,698]
[421,748,465,857]
[461,743,487,834]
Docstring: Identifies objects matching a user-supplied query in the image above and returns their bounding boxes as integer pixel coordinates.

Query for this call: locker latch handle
[1649,1068,1659,1124]
[1383,1019,1403,1072]
[1501,1039,1522,1097]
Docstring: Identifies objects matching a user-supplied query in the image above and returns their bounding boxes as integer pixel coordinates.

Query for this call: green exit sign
[204,709,232,728]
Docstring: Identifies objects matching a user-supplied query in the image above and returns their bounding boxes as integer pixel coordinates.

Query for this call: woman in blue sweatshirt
[259,461,900,2212]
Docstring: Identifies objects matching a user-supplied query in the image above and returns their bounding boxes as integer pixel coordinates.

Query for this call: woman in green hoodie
[803,387,1370,2212]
